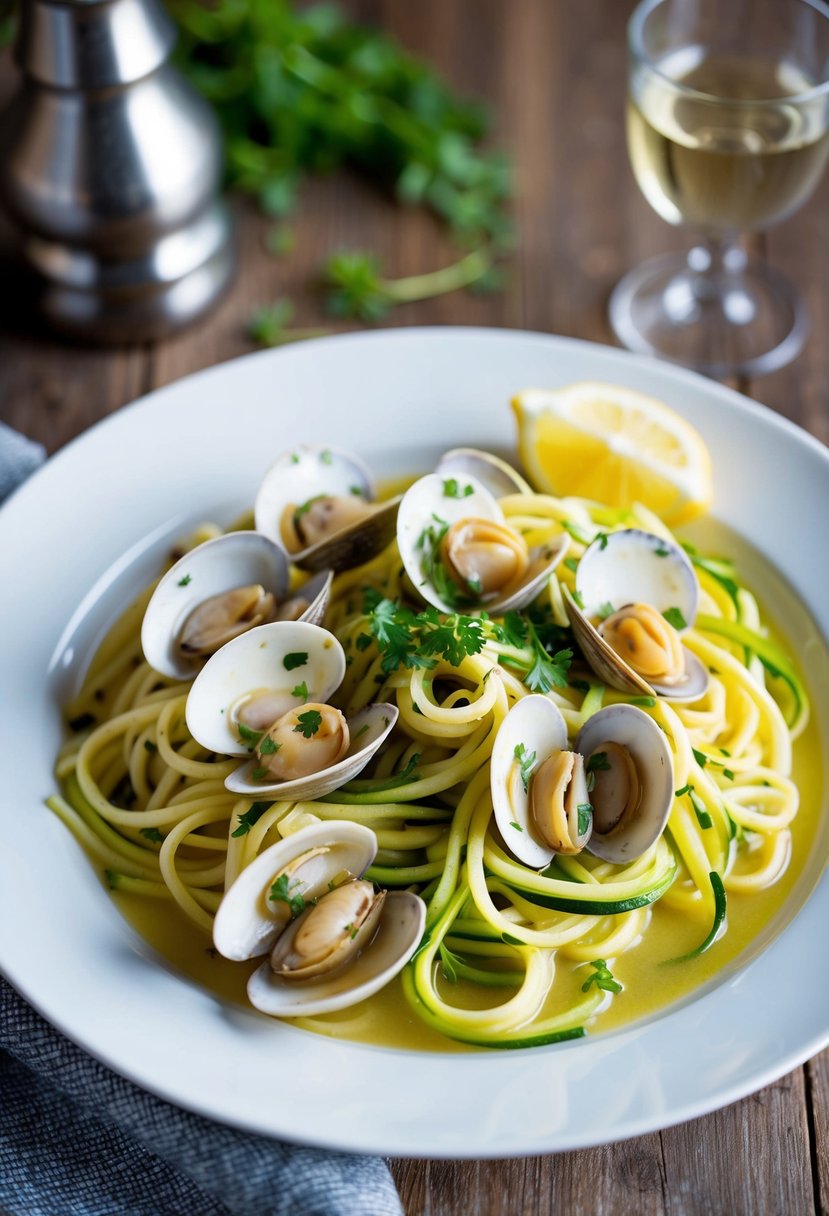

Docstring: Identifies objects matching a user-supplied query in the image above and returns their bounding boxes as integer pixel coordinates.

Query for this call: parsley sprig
[170,1,513,247]
[361,589,488,674]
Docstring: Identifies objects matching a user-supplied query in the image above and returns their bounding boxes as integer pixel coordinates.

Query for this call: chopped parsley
[597,601,615,620]
[140,828,164,844]
[629,696,656,707]
[344,922,359,940]
[320,449,333,465]
[675,784,692,798]
[581,958,622,994]
[354,723,370,740]
[595,532,609,550]
[283,651,308,670]
[415,515,464,608]
[294,709,323,737]
[177,574,192,587]
[291,681,309,701]
[269,873,306,918]
[655,546,670,557]
[723,768,735,781]
[251,766,268,780]
[143,739,158,754]
[442,477,474,499]
[231,801,273,837]
[564,556,579,573]
[514,742,537,793]
[237,721,264,749]
[586,750,610,793]
[571,588,585,609]
[509,821,523,832]
[692,747,708,768]
[576,803,592,837]
[258,735,280,756]
[662,606,687,631]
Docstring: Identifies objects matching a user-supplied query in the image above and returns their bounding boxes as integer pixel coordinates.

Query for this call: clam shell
[254,444,400,572]
[275,568,333,627]
[246,890,426,1016]
[185,621,346,757]
[575,704,673,863]
[397,472,568,615]
[435,448,532,498]
[213,821,378,961]
[141,532,290,681]
[563,586,709,702]
[225,702,399,799]
[490,694,569,868]
[576,529,698,624]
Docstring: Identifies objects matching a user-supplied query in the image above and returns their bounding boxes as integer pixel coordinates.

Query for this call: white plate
[1,327,828,1157]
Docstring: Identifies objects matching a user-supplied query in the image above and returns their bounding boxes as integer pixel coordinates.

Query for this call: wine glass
[609,0,829,377]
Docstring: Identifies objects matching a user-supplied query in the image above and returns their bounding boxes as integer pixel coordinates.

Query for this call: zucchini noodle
[49,485,810,1050]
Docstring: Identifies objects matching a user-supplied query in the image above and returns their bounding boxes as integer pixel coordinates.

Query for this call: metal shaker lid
[15,0,176,89]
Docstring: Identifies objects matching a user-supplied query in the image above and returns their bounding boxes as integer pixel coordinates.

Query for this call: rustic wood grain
[1,1,827,1213]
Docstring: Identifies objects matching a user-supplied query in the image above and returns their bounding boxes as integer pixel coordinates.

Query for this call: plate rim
[1,324,828,1158]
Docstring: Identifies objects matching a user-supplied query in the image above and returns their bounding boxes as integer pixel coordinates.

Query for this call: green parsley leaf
[655,546,670,557]
[251,766,268,780]
[177,574,192,587]
[143,739,158,754]
[514,742,537,793]
[294,709,323,738]
[597,601,615,620]
[292,681,309,701]
[571,589,585,609]
[269,873,306,918]
[675,784,693,798]
[581,958,622,994]
[723,768,735,781]
[509,821,523,832]
[596,532,609,550]
[564,556,579,573]
[258,735,280,756]
[692,747,708,767]
[442,477,474,499]
[320,449,333,465]
[284,652,309,671]
[231,801,273,837]
[576,803,592,837]
[663,607,687,630]
[629,696,656,707]
[586,752,610,773]
[140,828,164,844]
[237,722,264,749]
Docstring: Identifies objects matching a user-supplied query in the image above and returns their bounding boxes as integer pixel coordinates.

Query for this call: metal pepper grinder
[0,0,236,343]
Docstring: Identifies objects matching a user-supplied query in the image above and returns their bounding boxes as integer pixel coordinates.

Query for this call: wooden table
[2,2,827,1211]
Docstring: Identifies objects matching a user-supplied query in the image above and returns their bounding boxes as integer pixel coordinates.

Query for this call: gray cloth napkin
[0,429,403,1216]
[0,420,46,501]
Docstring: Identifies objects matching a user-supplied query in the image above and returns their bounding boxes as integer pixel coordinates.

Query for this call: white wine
[628,50,829,233]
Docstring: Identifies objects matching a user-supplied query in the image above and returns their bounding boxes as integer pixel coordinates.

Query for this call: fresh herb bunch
[168,0,513,247]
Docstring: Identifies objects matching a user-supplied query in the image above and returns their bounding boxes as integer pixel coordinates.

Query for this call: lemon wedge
[512,382,713,525]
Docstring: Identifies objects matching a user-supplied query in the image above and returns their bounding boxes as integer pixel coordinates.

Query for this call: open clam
[213,821,426,1016]
[185,620,398,799]
[564,529,709,702]
[254,445,401,572]
[491,696,673,867]
[397,472,568,615]
[141,532,332,680]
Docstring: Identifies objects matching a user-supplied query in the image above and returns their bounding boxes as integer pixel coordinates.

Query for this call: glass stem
[687,237,747,304]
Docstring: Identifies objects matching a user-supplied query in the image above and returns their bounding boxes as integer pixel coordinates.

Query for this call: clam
[574,704,674,863]
[563,529,709,701]
[435,448,532,498]
[491,696,673,867]
[254,445,401,572]
[185,620,398,799]
[397,472,568,615]
[141,532,332,680]
[213,821,426,1016]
